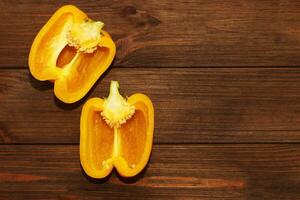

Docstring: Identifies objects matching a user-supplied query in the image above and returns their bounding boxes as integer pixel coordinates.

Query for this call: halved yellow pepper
[80,81,154,178]
[29,5,116,103]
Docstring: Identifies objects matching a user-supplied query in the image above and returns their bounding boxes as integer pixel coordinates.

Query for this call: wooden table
[1,1,300,199]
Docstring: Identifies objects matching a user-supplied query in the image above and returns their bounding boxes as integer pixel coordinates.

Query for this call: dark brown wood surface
[1,0,300,199]
[0,144,300,200]
[2,68,300,144]
[2,0,300,67]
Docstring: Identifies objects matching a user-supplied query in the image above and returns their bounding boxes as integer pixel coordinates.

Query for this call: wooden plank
[1,0,300,67]
[0,144,299,199]
[1,68,300,144]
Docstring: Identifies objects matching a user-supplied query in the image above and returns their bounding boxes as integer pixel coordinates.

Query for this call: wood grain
[1,0,300,67]
[1,68,300,144]
[1,1,300,198]
[0,144,299,199]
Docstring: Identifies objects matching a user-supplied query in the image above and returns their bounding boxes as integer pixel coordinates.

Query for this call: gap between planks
[2,66,300,70]
[2,142,300,146]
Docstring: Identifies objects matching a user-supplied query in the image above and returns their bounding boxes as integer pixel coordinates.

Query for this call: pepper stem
[101,81,135,128]
[67,19,104,53]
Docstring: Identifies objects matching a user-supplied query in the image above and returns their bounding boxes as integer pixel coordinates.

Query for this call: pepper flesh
[29,5,116,103]
[80,81,154,178]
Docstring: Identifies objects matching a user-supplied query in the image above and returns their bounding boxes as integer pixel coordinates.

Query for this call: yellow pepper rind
[29,5,86,81]
[115,93,154,177]
[28,5,116,103]
[80,83,154,178]
[80,98,114,178]
[53,31,116,103]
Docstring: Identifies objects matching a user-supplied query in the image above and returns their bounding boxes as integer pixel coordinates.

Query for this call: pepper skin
[80,81,154,178]
[29,5,116,103]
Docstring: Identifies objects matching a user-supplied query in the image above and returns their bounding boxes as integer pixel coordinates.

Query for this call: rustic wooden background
[1,0,300,199]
